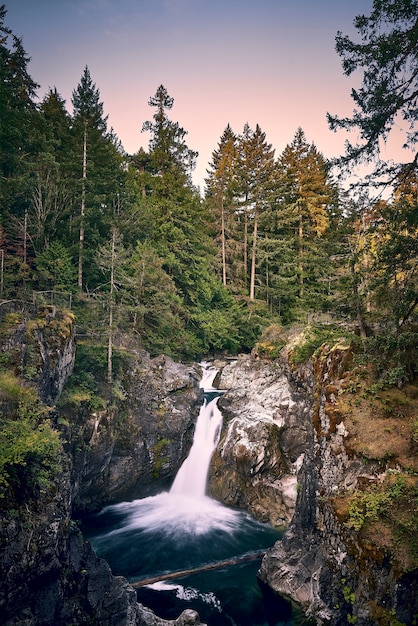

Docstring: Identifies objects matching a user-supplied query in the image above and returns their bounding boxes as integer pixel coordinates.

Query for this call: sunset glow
[7,0,411,190]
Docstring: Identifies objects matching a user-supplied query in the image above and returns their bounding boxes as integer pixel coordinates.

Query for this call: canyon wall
[69,351,202,511]
[1,308,417,626]
[208,343,417,626]
[0,312,204,626]
[209,355,312,527]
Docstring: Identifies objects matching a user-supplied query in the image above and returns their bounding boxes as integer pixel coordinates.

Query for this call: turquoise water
[81,492,304,626]
[81,370,306,625]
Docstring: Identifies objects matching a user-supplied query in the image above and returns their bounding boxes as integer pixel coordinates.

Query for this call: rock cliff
[68,352,202,511]
[252,340,417,626]
[2,308,416,626]
[0,310,205,626]
[205,338,417,625]
[209,354,312,527]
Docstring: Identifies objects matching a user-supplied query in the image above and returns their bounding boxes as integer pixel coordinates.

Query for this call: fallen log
[131,549,266,588]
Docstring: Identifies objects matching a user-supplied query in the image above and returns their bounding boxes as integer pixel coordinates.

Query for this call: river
[81,364,305,625]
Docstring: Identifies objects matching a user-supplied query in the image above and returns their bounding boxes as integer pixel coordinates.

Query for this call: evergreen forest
[1,1,417,388]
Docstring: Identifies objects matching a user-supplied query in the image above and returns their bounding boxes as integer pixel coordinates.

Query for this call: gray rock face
[257,344,418,625]
[35,315,76,404]
[0,310,76,405]
[208,354,312,527]
[72,353,202,511]
[0,462,125,625]
[0,314,206,626]
[0,471,206,626]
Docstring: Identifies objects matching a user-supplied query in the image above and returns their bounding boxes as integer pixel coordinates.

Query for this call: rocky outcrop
[0,312,205,626]
[0,469,137,625]
[208,354,313,527]
[258,341,418,625]
[70,352,202,511]
[0,307,76,404]
[0,465,205,626]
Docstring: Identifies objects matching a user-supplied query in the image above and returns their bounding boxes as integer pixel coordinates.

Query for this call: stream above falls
[81,364,305,625]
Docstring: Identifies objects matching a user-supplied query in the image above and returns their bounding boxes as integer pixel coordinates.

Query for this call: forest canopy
[0,1,417,388]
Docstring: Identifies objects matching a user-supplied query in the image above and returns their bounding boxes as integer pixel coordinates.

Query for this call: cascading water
[170,395,222,498]
[81,363,302,626]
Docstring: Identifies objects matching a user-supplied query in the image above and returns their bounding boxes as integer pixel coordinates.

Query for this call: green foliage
[0,371,25,401]
[0,5,417,364]
[35,241,76,291]
[346,474,413,529]
[0,379,61,500]
[142,84,197,187]
[347,488,391,532]
[327,0,418,180]
[191,309,241,355]
[345,473,418,570]
[289,325,351,365]
[152,437,171,479]
[254,323,286,358]
[58,342,108,409]
[342,582,355,606]
[361,330,418,388]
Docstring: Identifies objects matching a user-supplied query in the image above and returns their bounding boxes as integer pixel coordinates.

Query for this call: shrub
[0,386,61,501]
[289,325,351,365]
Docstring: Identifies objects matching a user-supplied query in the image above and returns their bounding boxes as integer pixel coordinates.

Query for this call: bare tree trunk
[78,122,87,290]
[23,210,28,266]
[298,211,304,298]
[243,210,248,282]
[249,206,258,300]
[107,228,116,385]
[0,249,4,296]
[221,196,227,287]
[351,258,367,339]
[362,214,372,313]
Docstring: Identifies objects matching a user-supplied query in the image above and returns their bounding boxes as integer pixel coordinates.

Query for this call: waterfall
[84,362,288,626]
[94,363,239,538]
[170,396,223,498]
[170,362,223,498]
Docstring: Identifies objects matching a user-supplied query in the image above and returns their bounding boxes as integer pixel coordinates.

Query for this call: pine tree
[71,66,124,291]
[205,124,239,287]
[0,5,39,206]
[41,87,73,164]
[26,88,75,256]
[0,5,44,297]
[235,123,254,289]
[327,0,418,181]
[266,128,336,319]
[236,124,275,300]
[142,85,198,195]
[371,171,418,328]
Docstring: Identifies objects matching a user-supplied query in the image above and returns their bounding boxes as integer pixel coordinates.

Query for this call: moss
[254,324,286,359]
[339,474,418,572]
[0,384,61,502]
[152,437,171,479]
[369,602,408,626]
[289,324,352,365]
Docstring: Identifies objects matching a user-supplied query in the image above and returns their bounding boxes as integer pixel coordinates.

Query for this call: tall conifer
[205,124,239,288]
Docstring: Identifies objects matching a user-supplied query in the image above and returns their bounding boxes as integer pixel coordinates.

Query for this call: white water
[170,396,223,498]
[170,362,224,498]
[86,364,290,626]
[198,362,219,391]
[97,363,240,537]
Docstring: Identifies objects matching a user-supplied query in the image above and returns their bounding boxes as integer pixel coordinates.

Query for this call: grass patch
[344,473,418,571]
[289,324,352,365]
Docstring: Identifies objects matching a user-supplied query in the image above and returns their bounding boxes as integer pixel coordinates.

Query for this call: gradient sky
[5,0,401,190]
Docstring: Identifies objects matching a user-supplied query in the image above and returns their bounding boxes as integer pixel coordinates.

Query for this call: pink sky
[6,0,412,190]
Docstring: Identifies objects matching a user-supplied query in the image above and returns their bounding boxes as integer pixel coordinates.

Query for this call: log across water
[131,550,266,588]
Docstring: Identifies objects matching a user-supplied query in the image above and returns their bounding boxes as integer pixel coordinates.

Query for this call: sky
[4,0,398,191]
